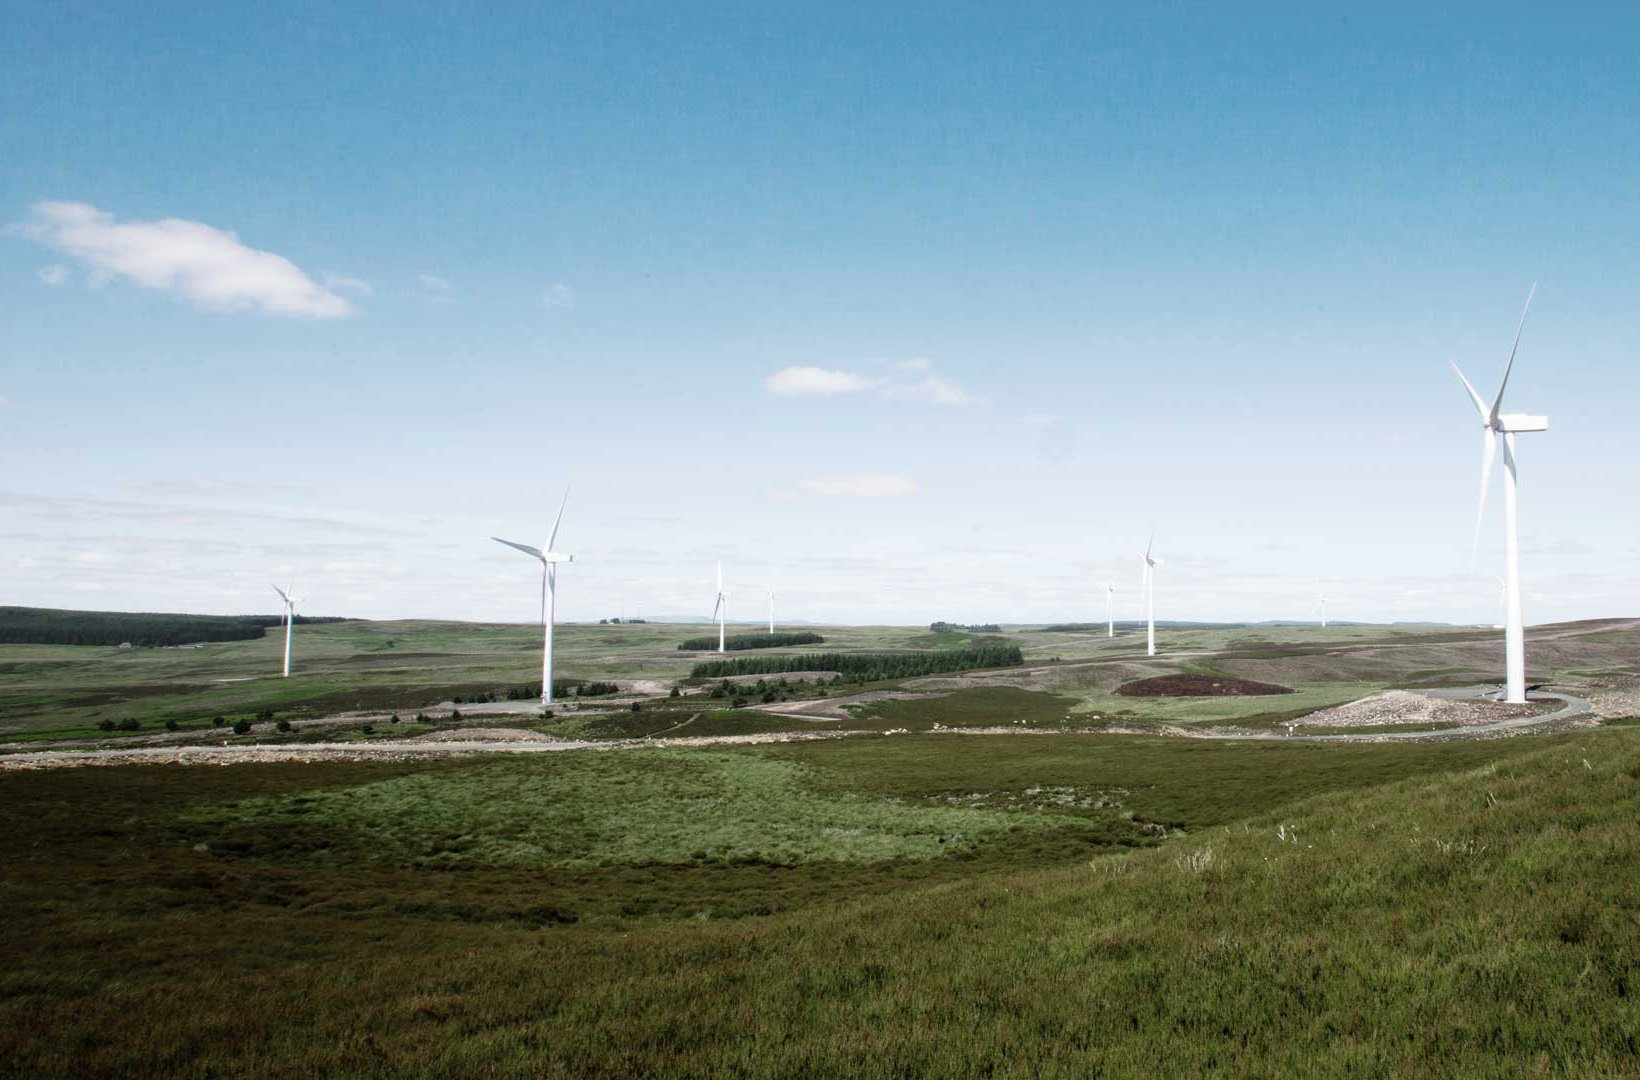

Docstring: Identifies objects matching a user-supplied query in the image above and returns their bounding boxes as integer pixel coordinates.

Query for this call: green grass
[190,750,1097,869]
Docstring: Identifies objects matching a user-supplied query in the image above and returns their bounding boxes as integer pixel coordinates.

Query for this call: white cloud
[323,272,372,296]
[543,282,575,309]
[765,366,882,396]
[14,202,353,318]
[419,274,454,300]
[800,473,915,498]
[766,359,976,405]
[0,393,10,408]
[37,264,69,286]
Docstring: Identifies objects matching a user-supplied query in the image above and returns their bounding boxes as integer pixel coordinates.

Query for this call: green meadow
[3,725,1639,1075]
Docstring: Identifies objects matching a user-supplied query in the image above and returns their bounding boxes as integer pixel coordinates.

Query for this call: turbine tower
[1452,286,1547,704]
[1136,533,1161,657]
[271,584,297,677]
[1105,581,1115,638]
[492,488,573,706]
[767,585,775,635]
[710,562,727,652]
[1309,588,1328,629]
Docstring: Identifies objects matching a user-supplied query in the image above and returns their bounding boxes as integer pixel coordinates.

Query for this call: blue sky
[2,4,1637,625]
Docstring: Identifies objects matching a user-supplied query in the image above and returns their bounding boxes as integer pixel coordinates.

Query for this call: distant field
[2,616,1636,742]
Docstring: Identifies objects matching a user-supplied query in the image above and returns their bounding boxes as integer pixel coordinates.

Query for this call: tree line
[677,631,825,652]
[0,606,344,647]
[690,644,1023,683]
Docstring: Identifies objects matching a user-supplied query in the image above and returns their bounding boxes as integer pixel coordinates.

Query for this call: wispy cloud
[765,358,976,405]
[12,201,353,318]
[322,272,372,297]
[765,366,881,396]
[800,473,915,498]
[419,273,454,301]
[542,282,575,309]
[37,264,69,286]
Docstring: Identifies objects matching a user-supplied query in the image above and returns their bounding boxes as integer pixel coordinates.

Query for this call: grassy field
[5,615,1637,743]
[3,726,1638,1075]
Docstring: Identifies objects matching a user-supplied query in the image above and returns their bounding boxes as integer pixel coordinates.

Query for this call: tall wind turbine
[1136,533,1161,657]
[1309,588,1328,628]
[1452,286,1547,704]
[1105,581,1115,638]
[710,562,727,652]
[767,585,775,635]
[271,584,297,677]
[492,488,573,706]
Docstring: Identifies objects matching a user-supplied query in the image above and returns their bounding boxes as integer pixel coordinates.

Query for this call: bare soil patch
[1116,674,1296,698]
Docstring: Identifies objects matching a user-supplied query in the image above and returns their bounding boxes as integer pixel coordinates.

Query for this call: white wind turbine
[492,488,573,706]
[1308,587,1328,628]
[767,584,775,635]
[1105,580,1115,638]
[1452,286,1548,704]
[271,584,298,677]
[710,562,727,652]
[1135,533,1160,657]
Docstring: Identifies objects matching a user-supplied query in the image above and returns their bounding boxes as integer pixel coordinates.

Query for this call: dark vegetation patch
[0,606,345,647]
[848,687,1075,732]
[692,645,1022,683]
[677,631,825,651]
[1116,674,1297,698]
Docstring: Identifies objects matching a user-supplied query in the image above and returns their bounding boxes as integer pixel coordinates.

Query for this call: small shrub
[255,708,274,723]
[630,701,642,713]
[669,687,681,698]
[211,716,225,728]
[361,722,375,735]
[540,709,554,720]
[164,718,178,732]
[450,709,462,722]
[389,713,400,724]
[276,719,292,732]
[117,716,140,731]
[231,719,252,735]
[97,718,115,732]
[732,696,748,709]
[414,713,425,723]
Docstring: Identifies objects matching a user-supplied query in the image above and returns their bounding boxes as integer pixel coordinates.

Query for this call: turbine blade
[492,536,544,560]
[1473,430,1497,553]
[1144,530,1154,560]
[711,595,723,622]
[1490,284,1536,422]
[271,584,290,604]
[547,486,570,550]
[1450,362,1490,422]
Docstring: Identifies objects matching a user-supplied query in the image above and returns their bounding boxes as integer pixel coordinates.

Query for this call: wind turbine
[711,562,727,652]
[271,584,297,677]
[1308,588,1328,628]
[1136,533,1160,657]
[1452,285,1547,704]
[1105,581,1115,638]
[767,585,775,635]
[492,488,573,706]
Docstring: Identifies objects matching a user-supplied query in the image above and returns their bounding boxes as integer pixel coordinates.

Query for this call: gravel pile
[1299,690,1541,729]
[1584,677,1640,719]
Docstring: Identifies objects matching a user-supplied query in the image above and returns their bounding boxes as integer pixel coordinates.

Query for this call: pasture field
[2,725,1639,1075]
[4,615,1638,743]
[4,614,1640,1074]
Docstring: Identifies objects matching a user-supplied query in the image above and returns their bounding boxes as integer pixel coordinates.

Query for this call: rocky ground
[1298,689,1545,729]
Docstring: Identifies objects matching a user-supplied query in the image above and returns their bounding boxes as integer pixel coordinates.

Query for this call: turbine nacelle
[1497,414,1548,433]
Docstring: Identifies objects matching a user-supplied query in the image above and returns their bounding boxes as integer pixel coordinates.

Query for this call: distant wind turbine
[767,585,775,635]
[1451,285,1548,704]
[711,562,727,652]
[271,584,298,677]
[1105,581,1115,638]
[492,487,573,706]
[1308,588,1328,628]
[1136,533,1161,657]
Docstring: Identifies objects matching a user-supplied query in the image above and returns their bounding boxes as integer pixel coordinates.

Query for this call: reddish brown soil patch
[1116,674,1296,697]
